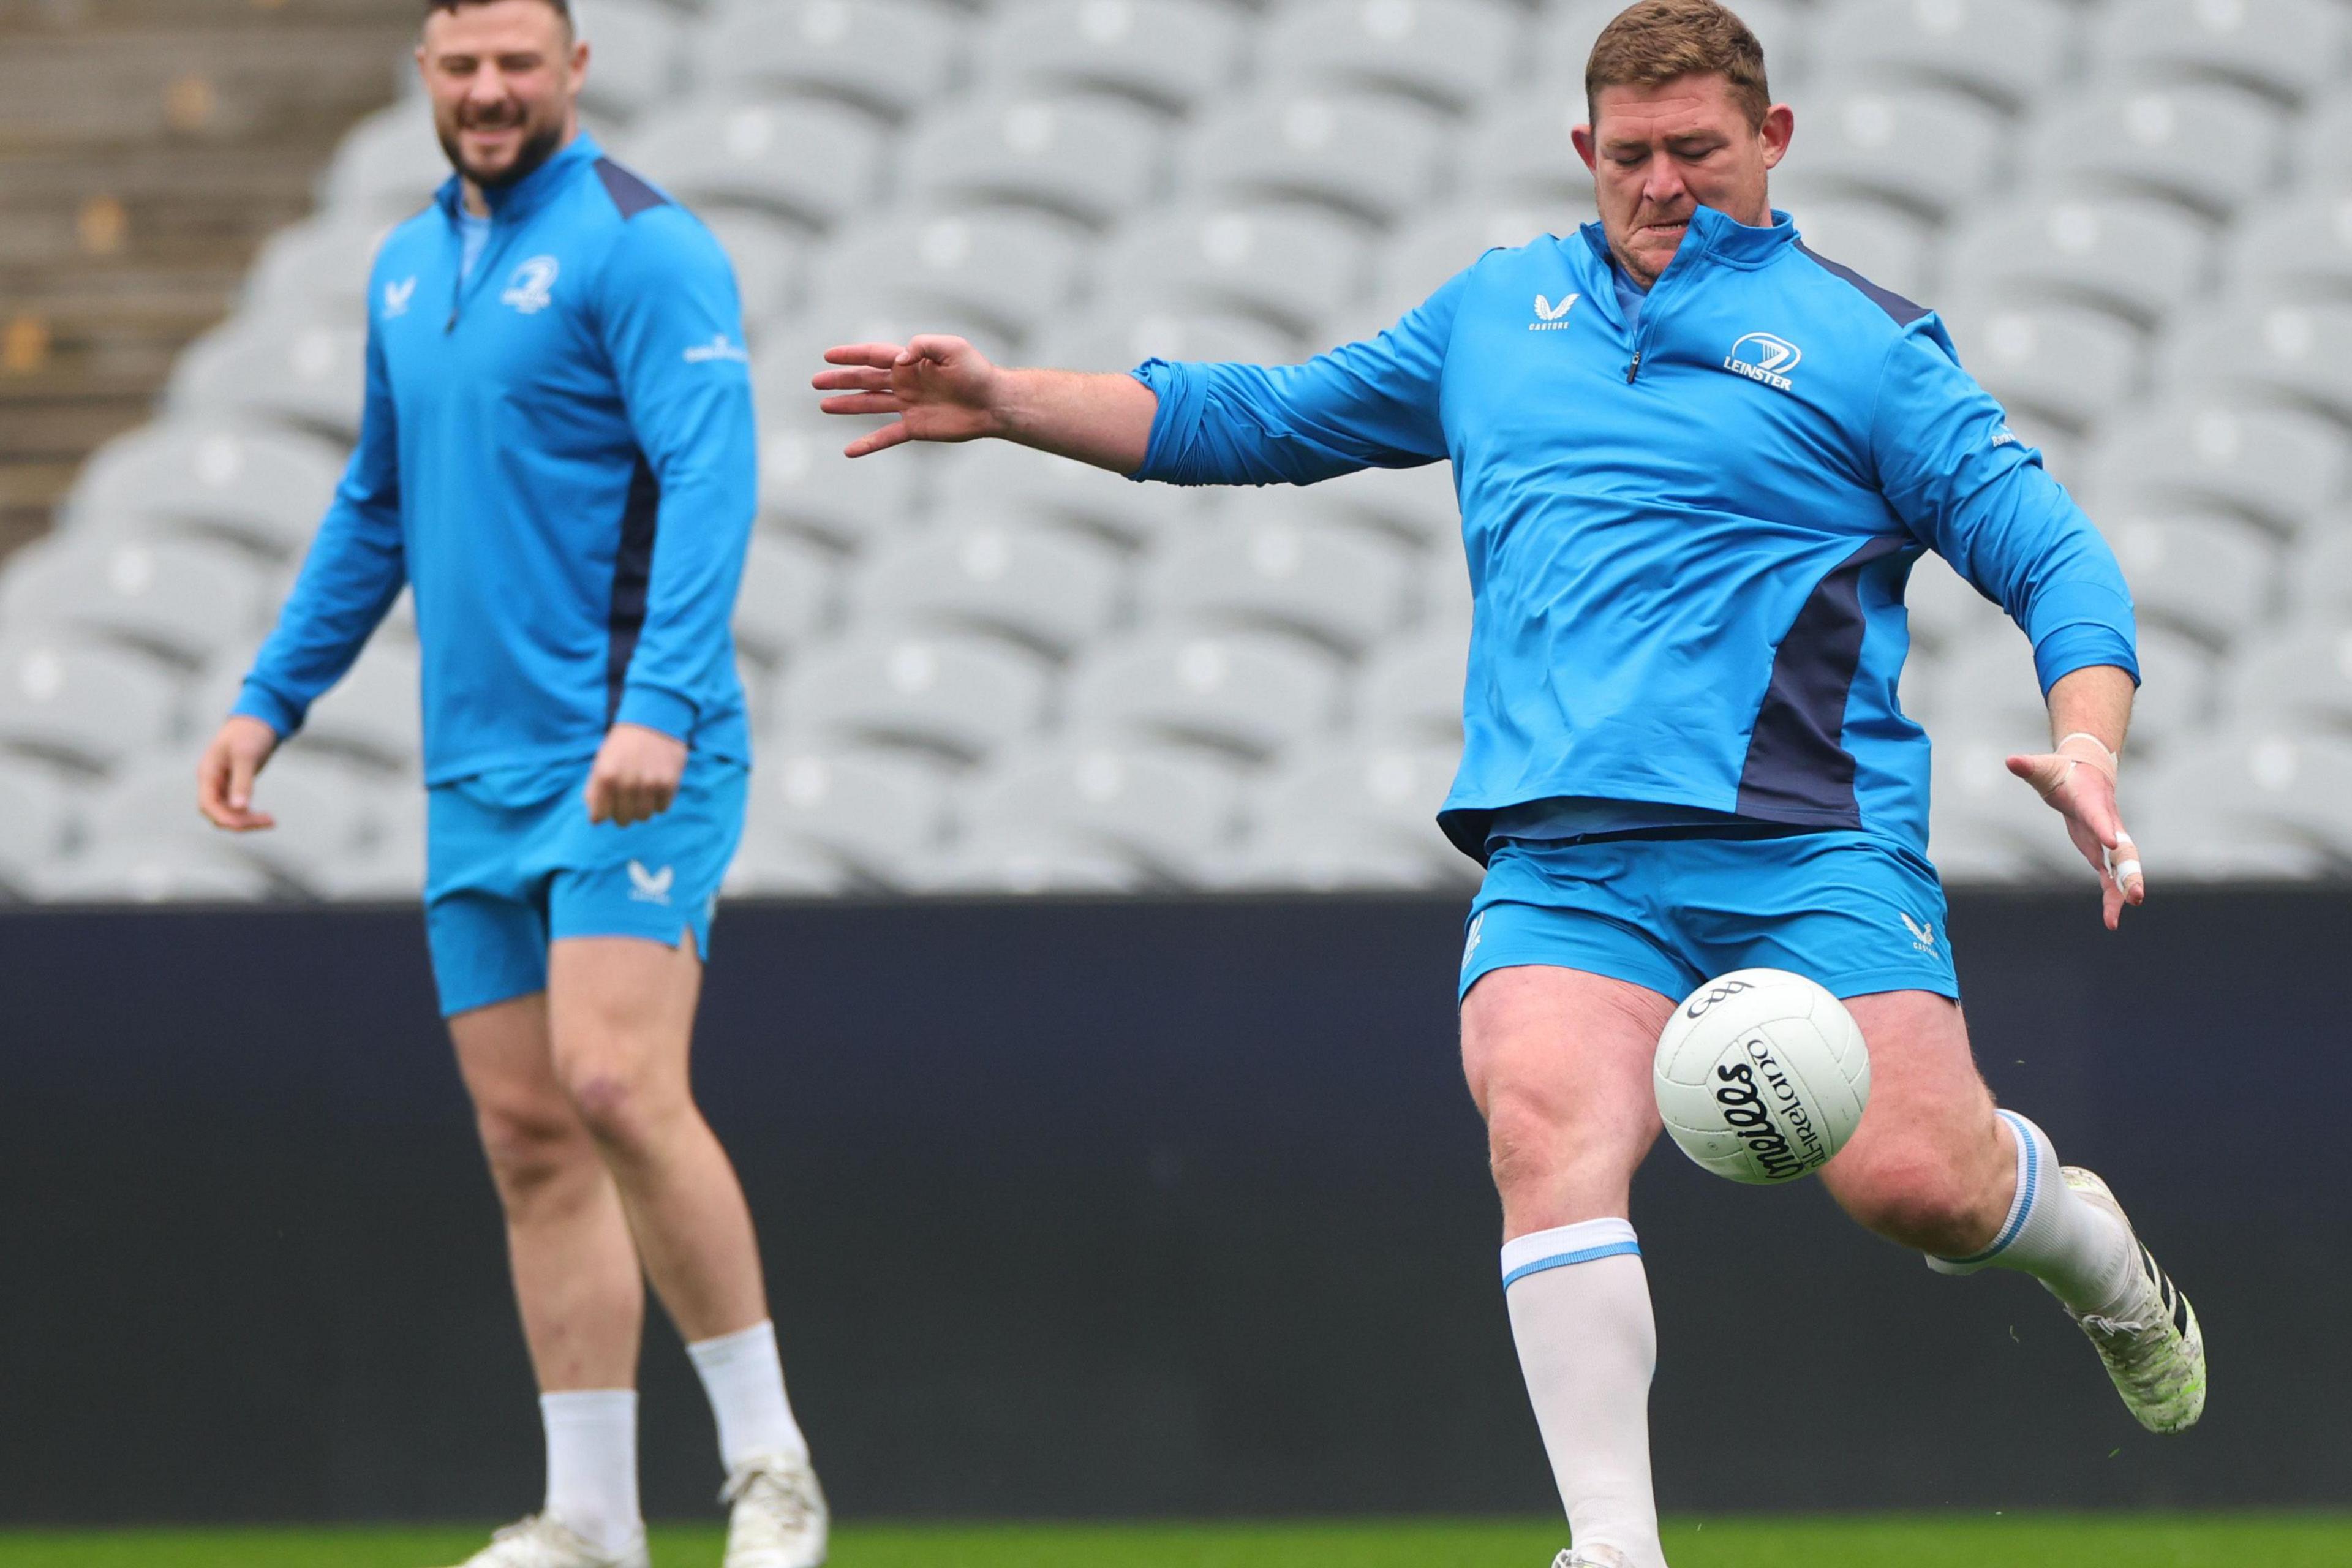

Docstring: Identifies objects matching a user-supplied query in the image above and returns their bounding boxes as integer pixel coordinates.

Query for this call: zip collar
[1575,203,1798,282]
[434,129,603,230]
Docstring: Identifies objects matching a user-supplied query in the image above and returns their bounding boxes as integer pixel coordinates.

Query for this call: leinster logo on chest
[501,255,561,314]
[1723,331,1802,392]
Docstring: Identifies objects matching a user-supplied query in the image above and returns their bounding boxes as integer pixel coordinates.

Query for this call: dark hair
[426,0,573,23]
[1586,0,1771,130]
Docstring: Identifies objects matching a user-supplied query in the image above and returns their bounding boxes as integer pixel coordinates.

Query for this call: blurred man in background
[195,2,824,1564]
[813,3,2201,1566]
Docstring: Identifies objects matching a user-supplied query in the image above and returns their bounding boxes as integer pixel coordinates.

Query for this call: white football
[1653,968,1871,1185]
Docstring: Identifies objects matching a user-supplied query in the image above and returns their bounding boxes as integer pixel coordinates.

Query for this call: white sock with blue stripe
[1501,1218,1665,1568]
[1926,1110,2137,1317]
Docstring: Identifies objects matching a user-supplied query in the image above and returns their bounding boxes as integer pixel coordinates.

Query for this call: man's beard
[439,111,566,192]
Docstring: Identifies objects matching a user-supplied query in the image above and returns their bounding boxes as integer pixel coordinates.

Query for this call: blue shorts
[423,755,748,1017]
[1460,830,1959,1005]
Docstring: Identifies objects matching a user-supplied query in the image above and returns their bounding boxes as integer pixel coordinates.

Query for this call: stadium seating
[13,0,2352,901]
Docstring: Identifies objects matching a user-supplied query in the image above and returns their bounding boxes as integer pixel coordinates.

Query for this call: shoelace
[722,1461,819,1536]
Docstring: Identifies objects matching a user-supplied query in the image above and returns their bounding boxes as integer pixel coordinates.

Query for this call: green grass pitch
[3,1518,2346,1567]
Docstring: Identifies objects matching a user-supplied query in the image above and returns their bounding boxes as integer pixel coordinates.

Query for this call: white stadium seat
[575,0,684,123]
[2092,0,2348,104]
[84,750,399,896]
[0,536,267,668]
[1809,0,2072,110]
[241,216,390,326]
[2225,624,2352,736]
[2159,300,2352,426]
[755,424,929,553]
[1259,0,1525,114]
[1064,628,1344,759]
[701,210,807,329]
[2225,186,2352,303]
[1096,203,1373,337]
[1942,196,2211,327]
[775,631,1052,762]
[28,843,278,905]
[1028,307,1303,378]
[1298,461,1463,549]
[970,0,1248,113]
[1934,297,2144,432]
[295,638,424,771]
[724,834,861,898]
[897,94,1170,228]
[957,742,1242,878]
[2030,83,2286,219]
[1373,199,1572,325]
[1778,199,1934,305]
[927,437,1212,547]
[0,758,74,892]
[1535,0,1810,91]
[623,98,889,230]
[319,101,449,221]
[741,744,952,888]
[311,807,425,902]
[1900,552,2007,654]
[1932,624,2214,758]
[2086,399,2349,536]
[61,423,345,560]
[905,824,1152,895]
[850,518,1126,655]
[1926,730,2083,883]
[1237,741,1471,889]
[810,209,1091,343]
[733,532,837,666]
[692,0,967,120]
[1355,625,1466,744]
[0,638,180,771]
[2290,529,2352,624]
[1455,91,1600,209]
[2099,510,2277,647]
[167,319,367,443]
[1773,85,2005,220]
[1178,91,1452,227]
[1139,513,1414,654]
[2134,729,2352,878]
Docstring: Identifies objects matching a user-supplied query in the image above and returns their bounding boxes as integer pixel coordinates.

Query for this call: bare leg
[1460,965,1676,1568]
[1819,990,2015,1259]
[546,936,768,1341]
[450,992,644,1391]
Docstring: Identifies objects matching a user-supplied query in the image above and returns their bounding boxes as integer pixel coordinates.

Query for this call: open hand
[2007,735,2145,930]
[812,335,1004,458]
[586,723,688,826]
[195,715,281,831]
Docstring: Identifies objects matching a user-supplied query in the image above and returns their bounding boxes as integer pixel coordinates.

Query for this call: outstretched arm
[813,335,1158,471]
[2008,664,2145,932]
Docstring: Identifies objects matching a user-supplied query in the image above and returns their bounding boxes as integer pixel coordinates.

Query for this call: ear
[1571,121,1599,173]
[570,36,591,85]
[1758,102,1795,172]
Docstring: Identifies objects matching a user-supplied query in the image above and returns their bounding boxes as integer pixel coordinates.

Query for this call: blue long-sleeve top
[1131,206,2138,862]
[234,133,756,783]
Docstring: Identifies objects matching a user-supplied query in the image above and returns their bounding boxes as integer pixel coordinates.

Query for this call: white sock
[1926,1110,2138,1317]
[1501,1219,1665,1568]
[687,1319,810,1471]
[540,1389,643,1556]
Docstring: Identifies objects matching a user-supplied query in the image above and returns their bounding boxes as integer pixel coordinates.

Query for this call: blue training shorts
[1460,830,1960,1005]
[423,754,748,1018]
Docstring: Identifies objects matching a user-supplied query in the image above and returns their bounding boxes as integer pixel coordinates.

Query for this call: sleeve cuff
[1126,358,1195,482]
[231,680,304,739]
[2032,626,2140,695]
[616,685,696,741]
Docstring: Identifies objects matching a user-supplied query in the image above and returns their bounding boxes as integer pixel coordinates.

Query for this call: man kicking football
[195,2,824,1564]
[812,3,2202,1563]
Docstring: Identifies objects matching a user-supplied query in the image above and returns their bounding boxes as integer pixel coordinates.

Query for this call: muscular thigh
[1461,965,1677,1233]
[1821,990,2003,1201]
[546,935,704,1104]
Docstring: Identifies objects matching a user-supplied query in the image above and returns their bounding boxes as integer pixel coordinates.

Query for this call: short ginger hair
[1585,0,1772,131]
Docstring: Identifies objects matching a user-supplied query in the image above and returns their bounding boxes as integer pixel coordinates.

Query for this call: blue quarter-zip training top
[233,132,757,783]
[1130,206,2139,863]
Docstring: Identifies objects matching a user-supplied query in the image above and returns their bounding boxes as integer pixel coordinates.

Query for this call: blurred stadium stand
[7,0,2352,900]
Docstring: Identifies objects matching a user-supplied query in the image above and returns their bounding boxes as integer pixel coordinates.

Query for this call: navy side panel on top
[594,158,671,221]
[606,453,661,723]
[1794,241,1933,327]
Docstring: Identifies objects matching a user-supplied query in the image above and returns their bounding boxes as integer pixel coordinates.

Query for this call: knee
[475,1098,595,1208]
[1485,1087,1601,1209]
[1831,1149,2003,1257]
[561,1061,682,1158]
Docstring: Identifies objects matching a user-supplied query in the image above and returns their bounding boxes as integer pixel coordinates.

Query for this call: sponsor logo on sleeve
[500,255,561,314]
[1722,331,1802,391]
[683,333,751,364]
